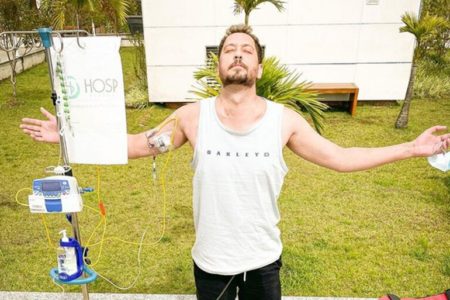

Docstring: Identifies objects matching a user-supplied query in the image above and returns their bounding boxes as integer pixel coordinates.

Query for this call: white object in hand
[427,152,449,172]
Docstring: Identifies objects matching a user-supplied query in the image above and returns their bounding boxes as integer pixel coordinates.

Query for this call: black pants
[194,258,282,300]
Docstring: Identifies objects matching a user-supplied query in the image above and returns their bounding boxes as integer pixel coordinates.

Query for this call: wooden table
[305,83,359,116]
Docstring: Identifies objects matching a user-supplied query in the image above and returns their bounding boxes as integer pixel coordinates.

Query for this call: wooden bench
[305,83,359,116]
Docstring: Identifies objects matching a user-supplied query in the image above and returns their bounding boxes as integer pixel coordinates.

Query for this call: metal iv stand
[37,27,91,300]
[0,28,92,300]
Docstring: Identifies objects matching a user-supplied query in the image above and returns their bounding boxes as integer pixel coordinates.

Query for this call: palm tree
[97,0,132,32]
[48,0,131,31]
[191,53,328,133]
[233,0,285,25]
[395,12,448,128]
[51,0,95,30]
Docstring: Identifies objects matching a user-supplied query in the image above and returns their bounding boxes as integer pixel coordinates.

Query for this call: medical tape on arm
[145,117,178,153]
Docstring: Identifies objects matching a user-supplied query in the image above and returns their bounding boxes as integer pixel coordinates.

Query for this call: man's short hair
[218,24,263,64]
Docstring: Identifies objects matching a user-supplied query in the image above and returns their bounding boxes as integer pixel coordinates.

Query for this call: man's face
[218,33,262,87]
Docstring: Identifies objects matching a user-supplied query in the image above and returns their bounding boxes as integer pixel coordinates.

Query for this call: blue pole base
[50,267,97,285]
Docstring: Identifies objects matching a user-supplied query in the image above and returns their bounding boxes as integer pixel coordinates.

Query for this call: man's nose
[234,55,242,61]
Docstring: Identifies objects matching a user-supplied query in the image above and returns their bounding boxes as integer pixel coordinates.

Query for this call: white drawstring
[243,271,247,282]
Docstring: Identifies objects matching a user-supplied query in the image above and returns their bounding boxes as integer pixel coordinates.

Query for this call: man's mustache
[229,61,248,70]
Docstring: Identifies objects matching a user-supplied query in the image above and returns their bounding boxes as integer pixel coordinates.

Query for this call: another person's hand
[412,126,449,157]
[20,107,59,143]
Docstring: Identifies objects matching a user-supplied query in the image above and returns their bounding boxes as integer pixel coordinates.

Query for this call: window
[205,46,220,89]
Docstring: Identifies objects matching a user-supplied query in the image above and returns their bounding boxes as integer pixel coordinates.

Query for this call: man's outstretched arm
[20,106,191,159]
[127,110,189,159]
[283,108,450,172]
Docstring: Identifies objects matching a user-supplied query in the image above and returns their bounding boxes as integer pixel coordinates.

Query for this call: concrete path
[0,291,377,300]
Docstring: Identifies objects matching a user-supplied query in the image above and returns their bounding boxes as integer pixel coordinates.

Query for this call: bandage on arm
[145,128,173,153]
[128,116,184,159]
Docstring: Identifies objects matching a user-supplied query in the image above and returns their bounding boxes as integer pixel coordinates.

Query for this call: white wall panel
[362,0,421,23]
[292,65,357,83]
[356,24,415,62]
[255,27,288,58]
[284,25,359,64]
[144,28,215,66]
[354,63,411,100]
[211,1,247,25]
[142,0,215,27]
[247,2,290,25]
[288,0,364,24]
[148,66,199,101]
[143,0,422,102]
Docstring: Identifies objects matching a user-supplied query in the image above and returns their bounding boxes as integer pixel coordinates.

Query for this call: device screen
[42,181,61,192]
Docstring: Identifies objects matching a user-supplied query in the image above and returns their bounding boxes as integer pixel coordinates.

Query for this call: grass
[0,48,449,297]
[414,57,450,99]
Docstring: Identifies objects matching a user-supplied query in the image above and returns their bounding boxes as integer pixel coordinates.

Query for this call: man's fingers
[426,125,447,134]
[40,107,55,121]
[21,117,43,126]
[29,131,38,139]
[20,124,41,133]
[33,135,44,141]
[439,133,450,141]
[442,138,449,151]
[22,128,36,136]
[23,128,42,138]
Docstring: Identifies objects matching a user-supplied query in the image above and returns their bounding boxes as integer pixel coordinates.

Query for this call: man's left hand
[412,125,450,157]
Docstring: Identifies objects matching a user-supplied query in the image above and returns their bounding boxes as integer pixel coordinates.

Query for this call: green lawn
[0,48,449,297]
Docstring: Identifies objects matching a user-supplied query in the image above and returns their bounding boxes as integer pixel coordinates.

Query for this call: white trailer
[142,0,421,102]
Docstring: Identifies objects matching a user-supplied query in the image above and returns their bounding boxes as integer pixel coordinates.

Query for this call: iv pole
[37,28,90,300]
[0,28,92,300]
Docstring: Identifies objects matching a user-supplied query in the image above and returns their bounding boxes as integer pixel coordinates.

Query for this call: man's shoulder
[177,97,216,116]
[281,106,309,130]
[174,101,201,125]
[176,101,200,113]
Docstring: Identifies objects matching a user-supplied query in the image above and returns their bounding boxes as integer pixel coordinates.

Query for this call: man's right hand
[20,107,60,143]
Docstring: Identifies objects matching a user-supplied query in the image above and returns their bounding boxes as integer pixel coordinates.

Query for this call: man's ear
[257,64,263,79]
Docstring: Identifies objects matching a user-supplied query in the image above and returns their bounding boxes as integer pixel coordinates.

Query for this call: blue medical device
[29,176,83,213]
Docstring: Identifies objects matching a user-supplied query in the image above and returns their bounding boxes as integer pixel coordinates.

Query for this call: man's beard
[220,65,255,87]
[222,72,255,87]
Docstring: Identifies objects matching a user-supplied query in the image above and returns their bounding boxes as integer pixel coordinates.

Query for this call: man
[20,24,449,300]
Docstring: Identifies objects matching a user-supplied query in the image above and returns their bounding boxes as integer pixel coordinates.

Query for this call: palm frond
[193,53,221,82]
[190,54,221,99]
[421,14,449,33]
[233,0,245,15]
[258,57,327,132]
[108,0,132,25]
[49,0,131,30]
[69,0,95,11]
[400,12,448,41]
[255,0,285,12]
[233,0,285,16]
[400,12,425,40]
[52,0,69,29]
[189,80,220,99]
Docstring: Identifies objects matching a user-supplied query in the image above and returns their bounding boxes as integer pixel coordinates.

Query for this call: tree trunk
[395,64,417,128]
[245,13,249,25]
[29,0,37,9]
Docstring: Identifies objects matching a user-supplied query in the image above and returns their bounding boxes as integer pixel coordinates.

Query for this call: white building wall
[142,0,421,102]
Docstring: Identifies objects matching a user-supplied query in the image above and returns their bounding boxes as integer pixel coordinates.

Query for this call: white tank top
[191,97,288,275]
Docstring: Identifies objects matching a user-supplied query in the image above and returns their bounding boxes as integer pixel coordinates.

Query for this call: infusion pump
[28,176,83,213]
